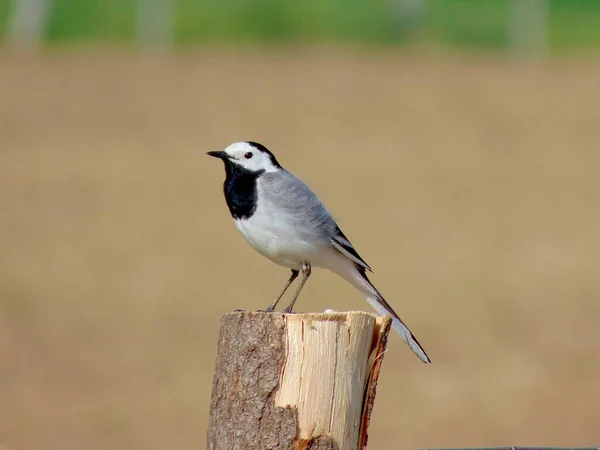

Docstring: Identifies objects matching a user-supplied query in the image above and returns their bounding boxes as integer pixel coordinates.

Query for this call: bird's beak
[207,151,228,159]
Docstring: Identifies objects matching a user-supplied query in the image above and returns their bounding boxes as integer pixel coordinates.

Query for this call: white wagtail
[208,141,430,363]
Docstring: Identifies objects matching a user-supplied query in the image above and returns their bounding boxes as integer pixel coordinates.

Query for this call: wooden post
[207,311,392,450]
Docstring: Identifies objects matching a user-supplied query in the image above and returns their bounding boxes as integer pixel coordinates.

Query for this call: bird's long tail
[343,265,431,363]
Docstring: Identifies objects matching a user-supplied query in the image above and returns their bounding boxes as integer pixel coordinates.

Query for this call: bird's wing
[260,171,372,272]
[330,227,373,272]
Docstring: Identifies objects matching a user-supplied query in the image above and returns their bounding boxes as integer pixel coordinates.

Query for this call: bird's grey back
[258,170,338,240]
[259,168,373,272]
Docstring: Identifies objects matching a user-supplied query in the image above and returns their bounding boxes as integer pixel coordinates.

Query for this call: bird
[207,141,430,363]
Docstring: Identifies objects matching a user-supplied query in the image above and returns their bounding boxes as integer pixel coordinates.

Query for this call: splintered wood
[275,312,388,447]
[207,311,392,450]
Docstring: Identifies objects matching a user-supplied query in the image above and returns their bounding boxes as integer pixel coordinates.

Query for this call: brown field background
[1,50,599,450]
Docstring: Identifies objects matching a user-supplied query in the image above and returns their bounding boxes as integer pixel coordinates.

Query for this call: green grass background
[1,0,600,52]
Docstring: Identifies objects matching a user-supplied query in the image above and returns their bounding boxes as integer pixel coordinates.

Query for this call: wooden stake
[207,311,392,450]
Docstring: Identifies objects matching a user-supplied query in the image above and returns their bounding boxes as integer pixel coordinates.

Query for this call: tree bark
[207,311,392,450]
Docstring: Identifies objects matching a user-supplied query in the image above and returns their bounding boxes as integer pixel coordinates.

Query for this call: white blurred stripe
[136,0,174,49]
[508,0,549,59]
[8,0,52,48]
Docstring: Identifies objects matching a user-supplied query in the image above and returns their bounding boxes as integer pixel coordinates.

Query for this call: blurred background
[1,1,600,449]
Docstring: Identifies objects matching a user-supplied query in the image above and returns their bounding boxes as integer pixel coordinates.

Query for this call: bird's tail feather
[364,294,431,363]
[348,266,431,363]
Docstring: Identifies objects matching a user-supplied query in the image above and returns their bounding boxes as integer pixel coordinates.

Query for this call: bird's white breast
[233,182,326,270]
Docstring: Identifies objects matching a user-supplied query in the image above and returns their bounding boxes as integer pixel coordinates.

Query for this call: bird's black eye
[244,152,253,159]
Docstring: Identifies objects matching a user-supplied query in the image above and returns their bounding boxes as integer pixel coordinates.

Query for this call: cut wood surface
[207,311,392,450]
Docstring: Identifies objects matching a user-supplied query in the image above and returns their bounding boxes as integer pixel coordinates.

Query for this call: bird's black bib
[222,161,264,220]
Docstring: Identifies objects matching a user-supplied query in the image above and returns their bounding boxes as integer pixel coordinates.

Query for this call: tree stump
[207,311,392,450]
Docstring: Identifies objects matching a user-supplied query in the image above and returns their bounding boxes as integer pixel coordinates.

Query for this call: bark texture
[207,311,391,450]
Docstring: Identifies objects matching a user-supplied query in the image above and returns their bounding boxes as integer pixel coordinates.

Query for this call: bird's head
[207,141,281,173]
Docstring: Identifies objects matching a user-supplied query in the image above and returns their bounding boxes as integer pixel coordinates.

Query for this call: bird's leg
[265,269,299,312]
[283,262,311,313]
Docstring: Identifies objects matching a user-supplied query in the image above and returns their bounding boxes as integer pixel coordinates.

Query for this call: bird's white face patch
[222,142,279,173]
